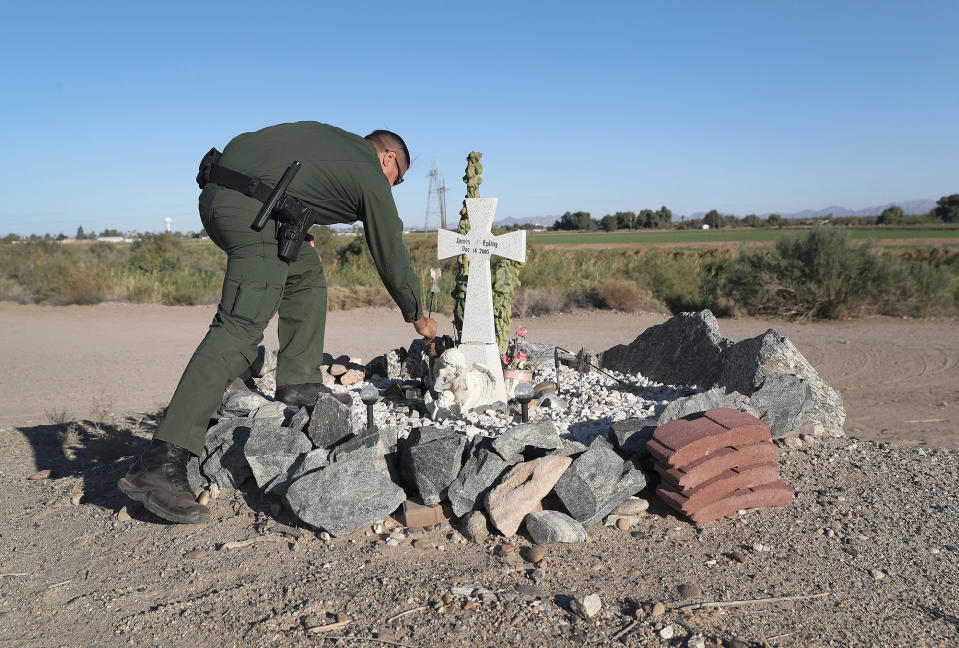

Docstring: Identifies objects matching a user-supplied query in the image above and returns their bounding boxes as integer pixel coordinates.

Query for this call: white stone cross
[437,198,526,404]
[437,198,526,344]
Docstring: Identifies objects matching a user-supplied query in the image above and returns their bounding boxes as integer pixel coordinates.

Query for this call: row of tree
[1,229,205,244]
[548,194,959,231]
[3,196,958,243]
[551,207,786,231]
[71,226,129,240]
[553,207,674,231]
[876,196,959,224]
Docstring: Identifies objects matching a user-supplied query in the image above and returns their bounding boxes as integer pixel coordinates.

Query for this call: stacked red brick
[650,408,793,525]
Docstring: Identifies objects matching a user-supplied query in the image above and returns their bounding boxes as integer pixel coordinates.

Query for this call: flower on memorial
[502,350,528,370]
[502,325,530,369]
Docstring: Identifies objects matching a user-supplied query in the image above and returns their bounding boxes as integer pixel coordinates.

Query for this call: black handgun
[274,196,317,262]
[250,161,317,262]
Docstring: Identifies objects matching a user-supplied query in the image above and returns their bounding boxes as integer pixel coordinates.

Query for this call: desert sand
[3,302,958,647]
[1,301,955,448]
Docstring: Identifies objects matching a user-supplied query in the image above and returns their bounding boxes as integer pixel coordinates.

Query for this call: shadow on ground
[16,412,161,513]
[16,409,296,527]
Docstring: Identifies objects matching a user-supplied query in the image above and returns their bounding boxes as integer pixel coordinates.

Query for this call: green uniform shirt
[212,121,423,322]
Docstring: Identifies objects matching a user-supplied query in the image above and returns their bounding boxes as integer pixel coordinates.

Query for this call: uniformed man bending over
[118,122,437,524]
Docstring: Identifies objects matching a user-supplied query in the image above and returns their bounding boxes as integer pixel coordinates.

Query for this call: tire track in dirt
[836,339,952,388]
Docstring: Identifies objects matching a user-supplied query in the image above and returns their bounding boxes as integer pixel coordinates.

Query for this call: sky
[0,1,957,236]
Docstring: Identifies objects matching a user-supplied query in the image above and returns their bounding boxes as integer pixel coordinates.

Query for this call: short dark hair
[364,130,410,170]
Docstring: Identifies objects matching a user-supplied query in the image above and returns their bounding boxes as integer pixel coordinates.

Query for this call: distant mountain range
[494,199,939,227]
[688,199,938,221]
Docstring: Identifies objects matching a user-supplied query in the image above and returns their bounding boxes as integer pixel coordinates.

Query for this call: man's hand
[413,316,437,341]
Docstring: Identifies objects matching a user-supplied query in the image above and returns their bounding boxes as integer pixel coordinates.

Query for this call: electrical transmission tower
[424,163,447,232]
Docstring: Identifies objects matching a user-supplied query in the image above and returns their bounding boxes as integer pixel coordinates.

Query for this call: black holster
[272,195,317,262]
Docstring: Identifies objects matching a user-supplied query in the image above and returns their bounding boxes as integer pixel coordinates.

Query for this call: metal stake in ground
[360,385,379,432]
[514,382,533,422]
[554,346,561,396]
[553,345,636,389]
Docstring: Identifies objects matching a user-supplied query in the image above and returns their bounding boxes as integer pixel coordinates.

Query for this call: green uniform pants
[154,185,328,456]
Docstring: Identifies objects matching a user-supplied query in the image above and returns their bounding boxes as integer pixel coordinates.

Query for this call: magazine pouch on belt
[196,148,222,189]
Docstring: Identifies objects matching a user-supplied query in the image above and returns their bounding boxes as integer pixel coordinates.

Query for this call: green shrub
[129,233,185,273]
[1,230,955,320]
[595,279,653,312]
[707,227,958,318]
[513,287,572,316]
[327,285,393,310]
[58,270,106,305]
[0,275,30,302]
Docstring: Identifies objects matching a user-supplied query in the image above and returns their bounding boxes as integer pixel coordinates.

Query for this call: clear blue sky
[1,1,956,236]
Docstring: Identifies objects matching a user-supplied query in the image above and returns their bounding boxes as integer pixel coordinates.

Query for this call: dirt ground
[2,302,958,647]
[1,302,956,448]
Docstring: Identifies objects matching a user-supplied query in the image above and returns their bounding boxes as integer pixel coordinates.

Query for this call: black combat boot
[274,382,332,408]
[117,439,210,524]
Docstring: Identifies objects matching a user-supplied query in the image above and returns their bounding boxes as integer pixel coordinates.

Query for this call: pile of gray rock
[187,309,843,541]
[189,382,653,541]
[597,310,845,438]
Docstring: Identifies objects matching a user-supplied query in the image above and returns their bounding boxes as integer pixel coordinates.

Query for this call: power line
[423,163,447,232]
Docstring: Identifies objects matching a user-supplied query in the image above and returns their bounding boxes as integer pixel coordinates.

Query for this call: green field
[2,228,957,320]
[530,227,959,246]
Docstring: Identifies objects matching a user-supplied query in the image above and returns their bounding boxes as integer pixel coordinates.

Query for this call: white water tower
[164,217,172,233]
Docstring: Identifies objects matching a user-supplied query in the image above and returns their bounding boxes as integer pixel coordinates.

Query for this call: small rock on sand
[570,593,601,619]
[525,545,547,563]
[184,549,211,560]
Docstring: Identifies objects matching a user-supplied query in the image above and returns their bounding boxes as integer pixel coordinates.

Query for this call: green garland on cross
[492,249,522,354]
[451,151,523,354]
[451,151,482,342]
